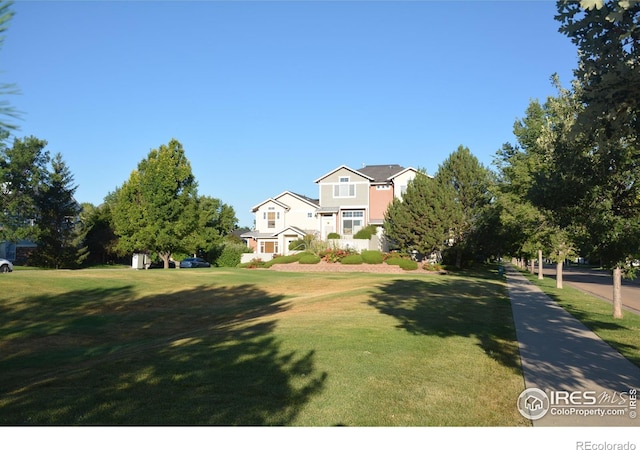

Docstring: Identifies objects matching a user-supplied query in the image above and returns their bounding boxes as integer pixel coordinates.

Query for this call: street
[537,264,640,315]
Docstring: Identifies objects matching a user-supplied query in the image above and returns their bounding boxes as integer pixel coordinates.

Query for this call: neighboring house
[241,191,320,256]
[314,164,417,239]
[241,164,418,260]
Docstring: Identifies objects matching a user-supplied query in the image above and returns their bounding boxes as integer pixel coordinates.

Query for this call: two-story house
[315,164,417,239]
[242,191,320,256]
[241,164,417,259]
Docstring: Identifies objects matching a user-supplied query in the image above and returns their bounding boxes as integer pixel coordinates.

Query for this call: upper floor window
[334,177,355,198]
[266,211,278,228]
[376,185,391,190]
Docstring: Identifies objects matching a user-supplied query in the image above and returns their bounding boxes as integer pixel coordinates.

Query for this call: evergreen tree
[435,145,492,268]
[33,153,81,268]
[384,171,458,258]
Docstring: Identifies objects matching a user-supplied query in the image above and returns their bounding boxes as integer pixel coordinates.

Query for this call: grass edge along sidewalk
[517,267,640,370]
[0,266,528,425]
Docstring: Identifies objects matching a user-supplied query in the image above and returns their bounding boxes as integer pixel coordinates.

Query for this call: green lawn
[0,266,529,426]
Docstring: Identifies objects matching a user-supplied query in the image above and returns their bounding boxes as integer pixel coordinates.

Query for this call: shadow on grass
[0,284,326,425]
[368,276,521,373]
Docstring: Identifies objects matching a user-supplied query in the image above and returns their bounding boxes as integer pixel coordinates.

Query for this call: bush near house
[353,225,378,240]
[327,232,340,239]
[263,254,301,268]
[320,248,357,263]
[216,242,252,267]
[361,250,384,264]
[340,254,363,265]
[298,253,321,264]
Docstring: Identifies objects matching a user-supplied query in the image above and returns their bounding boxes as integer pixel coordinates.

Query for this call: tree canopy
[111,139,200,268]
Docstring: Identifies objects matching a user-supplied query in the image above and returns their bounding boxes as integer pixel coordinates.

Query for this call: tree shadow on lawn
[0,284,327,425]
[368,277,521,373]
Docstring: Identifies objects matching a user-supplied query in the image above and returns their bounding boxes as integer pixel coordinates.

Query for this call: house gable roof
[274,191,320,208]
[250,197,290,213]
[358,164,407,182]
[313,165,375,183]
[272,226,308,237]
[388,166,421,180]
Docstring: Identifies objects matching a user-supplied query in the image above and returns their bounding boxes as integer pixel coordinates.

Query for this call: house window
[376,185,391,190]
[307,212,313,218]
[342,210,364,235]
[260,241,279,254]
[267,212,276,229]
[334,177,356,198]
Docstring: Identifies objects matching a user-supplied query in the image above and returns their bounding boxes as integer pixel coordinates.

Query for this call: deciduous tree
[111,139,199,269]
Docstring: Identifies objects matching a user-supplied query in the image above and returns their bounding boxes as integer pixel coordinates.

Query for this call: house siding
[369,185,394,222]
[392,170,417,199]
[253,200,287,232]
[317,168,369,209]
[274,193,318,232]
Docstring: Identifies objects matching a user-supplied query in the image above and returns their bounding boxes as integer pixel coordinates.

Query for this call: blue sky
[1,0,579,228]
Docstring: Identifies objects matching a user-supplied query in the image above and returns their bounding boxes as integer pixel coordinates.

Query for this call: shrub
[298,253,321,264]
[320,247,357,263]
[288,234,316,251]
[353,225,378,240]
[264,254,300,268]
[327,232,340,239]
[423,262,444,272]
[398,259,418,270]
[361,250,384,264]
[241,258,266,269]
[385,257,404,266]
[216,242,250,267]
[340,254,363,265]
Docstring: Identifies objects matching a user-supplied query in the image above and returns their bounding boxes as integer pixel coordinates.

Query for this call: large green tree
[384,171,459,259]
[184,195,237,258]
[435,145,492,268]
[0,135,49,243]
[111,139,199,269]
[556,0,640,318]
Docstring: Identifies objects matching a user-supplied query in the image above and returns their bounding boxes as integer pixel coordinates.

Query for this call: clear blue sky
[2,0,579,228]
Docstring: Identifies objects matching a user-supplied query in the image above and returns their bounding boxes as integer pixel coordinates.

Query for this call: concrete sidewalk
[506,265,640,426]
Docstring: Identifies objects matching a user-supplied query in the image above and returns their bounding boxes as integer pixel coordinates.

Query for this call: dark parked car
[180,257,211,268]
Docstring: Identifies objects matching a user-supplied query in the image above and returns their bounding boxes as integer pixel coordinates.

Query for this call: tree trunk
[160,252,171,269]
[529,258,535,274]
[556,260,563,289]
[613,266,623,319]
[455,248,462,269]
[538,249,544,280]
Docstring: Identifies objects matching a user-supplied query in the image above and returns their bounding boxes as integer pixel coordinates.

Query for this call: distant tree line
[0,134,239,268]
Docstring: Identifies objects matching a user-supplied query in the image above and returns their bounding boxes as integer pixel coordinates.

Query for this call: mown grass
[0,266,529,426]
[520,269,640,369]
